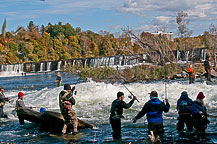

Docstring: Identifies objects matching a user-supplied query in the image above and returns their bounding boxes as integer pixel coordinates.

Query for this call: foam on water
[4,79,217,124]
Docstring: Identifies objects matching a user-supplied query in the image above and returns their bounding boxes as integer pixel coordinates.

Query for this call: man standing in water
[187,64,196,84]
[191,92,210,138]
[59,84,78,134]
[15,92,26,124]
[132,91,170,136]
[204,56,212,81]
[109,91,137,139]
[54,72,62,87]
[176,91,193,131]
[0,87,11,118]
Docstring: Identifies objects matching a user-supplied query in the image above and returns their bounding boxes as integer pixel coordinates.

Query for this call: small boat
[40,111,94,133]
[16,108,45,123]
[16,109,94,133]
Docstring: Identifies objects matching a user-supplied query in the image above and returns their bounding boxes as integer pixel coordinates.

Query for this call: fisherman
[132,91,170,136]
[191,92,210,137]
[109,91,137,139]
[187,64,196,84]
[204,56,212,81]
[54,72,62,87]
[0,87,11,118]
[15,92,26,124]
[59,84,78,134]
[176,91,193,131]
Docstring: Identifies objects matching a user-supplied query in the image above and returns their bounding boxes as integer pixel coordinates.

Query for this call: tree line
[0,11,216,66]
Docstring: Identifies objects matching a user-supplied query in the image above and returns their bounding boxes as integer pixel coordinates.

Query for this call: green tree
[2,19,6,39]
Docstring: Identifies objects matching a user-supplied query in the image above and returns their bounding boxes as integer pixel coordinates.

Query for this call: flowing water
[0,72,217,144]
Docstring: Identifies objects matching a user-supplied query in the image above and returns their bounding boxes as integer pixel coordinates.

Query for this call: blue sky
[0,0,217,37]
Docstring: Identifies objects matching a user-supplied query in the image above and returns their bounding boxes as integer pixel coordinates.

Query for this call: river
[0,72,217,144]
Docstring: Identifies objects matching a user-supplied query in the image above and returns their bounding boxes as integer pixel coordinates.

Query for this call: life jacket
[188,68,195,76]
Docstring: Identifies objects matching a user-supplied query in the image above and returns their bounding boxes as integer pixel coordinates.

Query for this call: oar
[116,66,139,103]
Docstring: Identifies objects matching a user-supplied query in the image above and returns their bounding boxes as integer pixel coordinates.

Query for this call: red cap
[197,92,205,99]
[18,92,24,98]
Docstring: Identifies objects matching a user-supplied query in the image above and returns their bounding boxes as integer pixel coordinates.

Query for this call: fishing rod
[165,82,167,99]
[116,66,139,103]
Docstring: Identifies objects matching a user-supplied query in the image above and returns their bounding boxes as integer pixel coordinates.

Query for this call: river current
[0,72,217,144]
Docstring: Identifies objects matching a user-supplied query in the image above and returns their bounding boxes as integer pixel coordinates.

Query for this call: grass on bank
[62,63,206,83]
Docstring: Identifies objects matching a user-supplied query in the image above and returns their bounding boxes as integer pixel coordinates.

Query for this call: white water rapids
[4,79,217,124]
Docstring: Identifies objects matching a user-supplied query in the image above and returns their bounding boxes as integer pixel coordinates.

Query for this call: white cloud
[152,16,175,26]
[107,24,121,31]
[120,0,217,20]
[134,25,158,32]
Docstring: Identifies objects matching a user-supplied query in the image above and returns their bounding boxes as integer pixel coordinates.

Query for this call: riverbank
[1,73,217,143]
[63,63,206,83]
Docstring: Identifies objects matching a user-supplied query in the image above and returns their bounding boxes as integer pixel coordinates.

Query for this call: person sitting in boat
[54,72,62,87]
[59,84,78,134]
[133,91,170,136]
[15,92,26,124]
[191,92,210,137]
[109,91,137,139]
[176,91,193,131]
[0,87,11,118]
[187,64,196,84]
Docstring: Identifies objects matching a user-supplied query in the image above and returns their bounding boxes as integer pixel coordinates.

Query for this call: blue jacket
[135,97,170,123]
[191,101,207,116]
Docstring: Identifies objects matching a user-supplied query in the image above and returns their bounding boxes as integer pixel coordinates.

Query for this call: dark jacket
[191,101,210,127]
[177,93,193,114]
[56,76,62,82]
[204,60,211,71]
[110,99,134,119]
[135,97,170,123]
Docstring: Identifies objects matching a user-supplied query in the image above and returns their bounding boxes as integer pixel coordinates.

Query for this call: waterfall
[0,64,23,73]
[84,59,87,67]
[32,64,35,72]
[186,51,189,62]
[201,49,206,61]
[39,63,44,72]
[46,62,51,71]
[177,51,180,61]
[56,61,62,71]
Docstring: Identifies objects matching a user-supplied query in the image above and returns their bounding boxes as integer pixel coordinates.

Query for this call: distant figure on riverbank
[187,64,195,84]
[0,87,11,118]
[204,56,211,81]
[54,72,62,87]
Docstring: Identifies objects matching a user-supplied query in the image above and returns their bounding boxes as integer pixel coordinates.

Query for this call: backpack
[178,99,191,113]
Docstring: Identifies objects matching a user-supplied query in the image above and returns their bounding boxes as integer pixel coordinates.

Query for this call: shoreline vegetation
[63,63,206,83]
